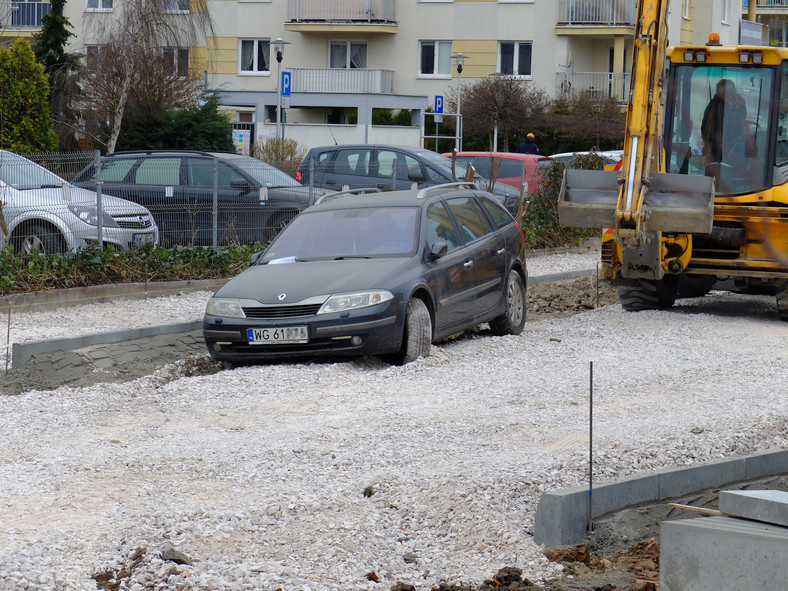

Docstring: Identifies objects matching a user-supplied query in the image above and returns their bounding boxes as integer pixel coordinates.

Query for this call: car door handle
[326,180,336,185]
[463,260,474,269]
[497,248,506,255]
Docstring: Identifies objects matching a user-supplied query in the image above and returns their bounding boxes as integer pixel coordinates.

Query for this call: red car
[442,152,554,193]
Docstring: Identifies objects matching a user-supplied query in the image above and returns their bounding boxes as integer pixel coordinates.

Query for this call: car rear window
[478,196,514,229]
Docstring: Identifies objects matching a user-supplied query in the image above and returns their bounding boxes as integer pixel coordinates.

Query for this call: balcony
[285,0,396,33]
[557,0,636,26]
[1,0,51,28]
[289,68,394,94]
[742,0,788,12]
[555,71,630,103]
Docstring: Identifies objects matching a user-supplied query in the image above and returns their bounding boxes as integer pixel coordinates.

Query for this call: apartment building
[1,1,745,150]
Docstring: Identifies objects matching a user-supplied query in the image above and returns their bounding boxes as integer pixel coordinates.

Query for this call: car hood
[2,185,152,214]
[215,257,410,304]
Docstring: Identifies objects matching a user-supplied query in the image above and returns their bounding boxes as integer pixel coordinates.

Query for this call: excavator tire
[677,274,716,299]
[777,280,788,322]
[617,276,678,311]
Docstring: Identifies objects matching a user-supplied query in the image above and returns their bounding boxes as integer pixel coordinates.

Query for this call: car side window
[445,196,493,243]
[478,196,514,229]
[425,202,460,252]
[135,158,182,185]
[423,164,451,183]
[98,159,136,183]
[332,149,370,176]
[187,158,214,187]
[316,151,333,172]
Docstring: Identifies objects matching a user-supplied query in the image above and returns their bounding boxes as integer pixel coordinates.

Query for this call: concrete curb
[12,321,203,369]
[0,279,226,314]
[533,448,788,548]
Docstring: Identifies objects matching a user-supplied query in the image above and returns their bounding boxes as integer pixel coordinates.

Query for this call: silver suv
[1,151,158,254]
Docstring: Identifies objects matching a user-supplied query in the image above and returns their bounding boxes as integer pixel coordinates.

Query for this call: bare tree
[551,92,625,150]
[447,77,551,151]
[80,0,214,153]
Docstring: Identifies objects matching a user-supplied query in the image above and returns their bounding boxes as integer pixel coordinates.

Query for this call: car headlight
[318,290,394,314]
[206,298,246,318]
[67,204,118,228]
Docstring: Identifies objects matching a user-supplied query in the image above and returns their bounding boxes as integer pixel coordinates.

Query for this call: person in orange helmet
[516,132,539,154]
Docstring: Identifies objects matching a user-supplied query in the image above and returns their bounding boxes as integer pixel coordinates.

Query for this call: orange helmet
[527,133,535,139]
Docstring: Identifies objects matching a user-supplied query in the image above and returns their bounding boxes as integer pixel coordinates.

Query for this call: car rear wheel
[490,270,526,336]
[11,223,67,255]
[776,280,788,322]
[394,298,432,365]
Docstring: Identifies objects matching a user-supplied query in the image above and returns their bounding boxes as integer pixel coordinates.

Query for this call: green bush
[522,152,603,250]
[0,243,260,296]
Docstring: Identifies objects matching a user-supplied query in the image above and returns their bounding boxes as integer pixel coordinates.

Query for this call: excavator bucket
[558,169,715,234]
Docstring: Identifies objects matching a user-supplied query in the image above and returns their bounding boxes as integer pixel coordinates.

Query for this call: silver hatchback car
[0,151,158,254]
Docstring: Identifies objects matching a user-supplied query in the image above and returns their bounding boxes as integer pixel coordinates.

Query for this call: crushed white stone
[1,249,786,590]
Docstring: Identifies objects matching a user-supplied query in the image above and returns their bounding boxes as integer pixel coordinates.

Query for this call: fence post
[94,150,104,249]
[212,156,219,248]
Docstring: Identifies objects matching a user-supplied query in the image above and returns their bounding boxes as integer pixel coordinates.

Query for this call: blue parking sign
[435,95,443,114]
[282,71,291,97]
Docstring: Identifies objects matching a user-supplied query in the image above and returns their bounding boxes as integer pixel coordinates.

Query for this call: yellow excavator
[559,0,788,319]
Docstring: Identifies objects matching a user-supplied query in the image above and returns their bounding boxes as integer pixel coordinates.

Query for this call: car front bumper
[203,299,405,362]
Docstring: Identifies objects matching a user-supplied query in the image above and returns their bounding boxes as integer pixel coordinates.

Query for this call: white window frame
[721,0,729,24]
[86,0,113,11]
[163,0,190,14]
[498,0,534,3]
[238,39,272,75]
[163,47,190,78]
[418,40,452,79]
[498,41,533,79]
[683,0,690,19]
[329,41,367,69]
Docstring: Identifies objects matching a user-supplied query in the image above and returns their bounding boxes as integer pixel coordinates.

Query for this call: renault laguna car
[203,183,527,366]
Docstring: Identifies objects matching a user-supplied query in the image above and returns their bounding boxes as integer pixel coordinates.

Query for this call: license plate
[133,233,155,245]
[247,326,308,344]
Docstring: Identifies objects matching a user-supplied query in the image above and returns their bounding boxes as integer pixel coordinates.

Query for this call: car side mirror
[231,179,253,192]
[408,169,426,182]
[250,252,263,266]
[429,241,448,259]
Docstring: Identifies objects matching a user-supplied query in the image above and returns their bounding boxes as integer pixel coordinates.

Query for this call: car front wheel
[490,270,526,336]
[394,298,432,365]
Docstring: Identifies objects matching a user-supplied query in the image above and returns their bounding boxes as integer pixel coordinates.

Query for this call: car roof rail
[314,187,382,205]
[416,182,480,200]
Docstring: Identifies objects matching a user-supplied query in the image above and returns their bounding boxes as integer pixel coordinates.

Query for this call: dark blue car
[203,182,527,366]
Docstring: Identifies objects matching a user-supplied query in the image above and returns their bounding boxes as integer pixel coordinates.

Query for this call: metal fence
[287,0,396,22]
[557,0,636,26]
[0,151,316,256]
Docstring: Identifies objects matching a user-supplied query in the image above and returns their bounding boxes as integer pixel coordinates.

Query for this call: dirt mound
[528,276,619,320]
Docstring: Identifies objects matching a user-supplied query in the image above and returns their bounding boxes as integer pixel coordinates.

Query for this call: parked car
[73,150,325,246]
[0,150,158,255]
[296,144,521,215]
[203,182,527,366]
[442,152,554,192]
[549,150,624,171]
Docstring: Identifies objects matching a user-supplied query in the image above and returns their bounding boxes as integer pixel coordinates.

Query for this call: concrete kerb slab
[533,448,788,548]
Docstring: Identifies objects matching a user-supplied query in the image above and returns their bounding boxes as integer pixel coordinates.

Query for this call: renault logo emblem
[278,293,287,301]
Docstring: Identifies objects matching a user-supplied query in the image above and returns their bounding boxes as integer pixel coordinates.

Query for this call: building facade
[1,0,748,150]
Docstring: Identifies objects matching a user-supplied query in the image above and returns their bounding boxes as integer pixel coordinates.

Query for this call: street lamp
[451,53,467,151]
[273,37,291,141]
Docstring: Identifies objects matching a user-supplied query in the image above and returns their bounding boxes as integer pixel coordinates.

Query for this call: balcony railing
[289,68,394,94]
[557,0,636,26]
[5,0,51,28]
[287,0,395,23]
[556,71,630,102]
[743,1,788,7]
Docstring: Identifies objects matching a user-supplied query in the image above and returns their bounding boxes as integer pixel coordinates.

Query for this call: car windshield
[261,206,419,261]
[224,156,301,188]
[0,152,66,190]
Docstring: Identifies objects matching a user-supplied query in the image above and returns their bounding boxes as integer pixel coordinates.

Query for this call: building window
[419,41,452,77]
[86,0,113,10]
[499,41,532,77]
[163,47,189,77]
[683,0,690,19]
[84,45,106,70]
[163,0,190,13]
[721,0,728,23]
[239,39,271,74]
[330,41,367,69]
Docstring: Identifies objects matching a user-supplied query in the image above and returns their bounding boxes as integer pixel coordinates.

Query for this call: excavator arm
[558,0,714,281]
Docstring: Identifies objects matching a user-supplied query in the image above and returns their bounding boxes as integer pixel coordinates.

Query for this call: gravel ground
[1,248,786,591]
